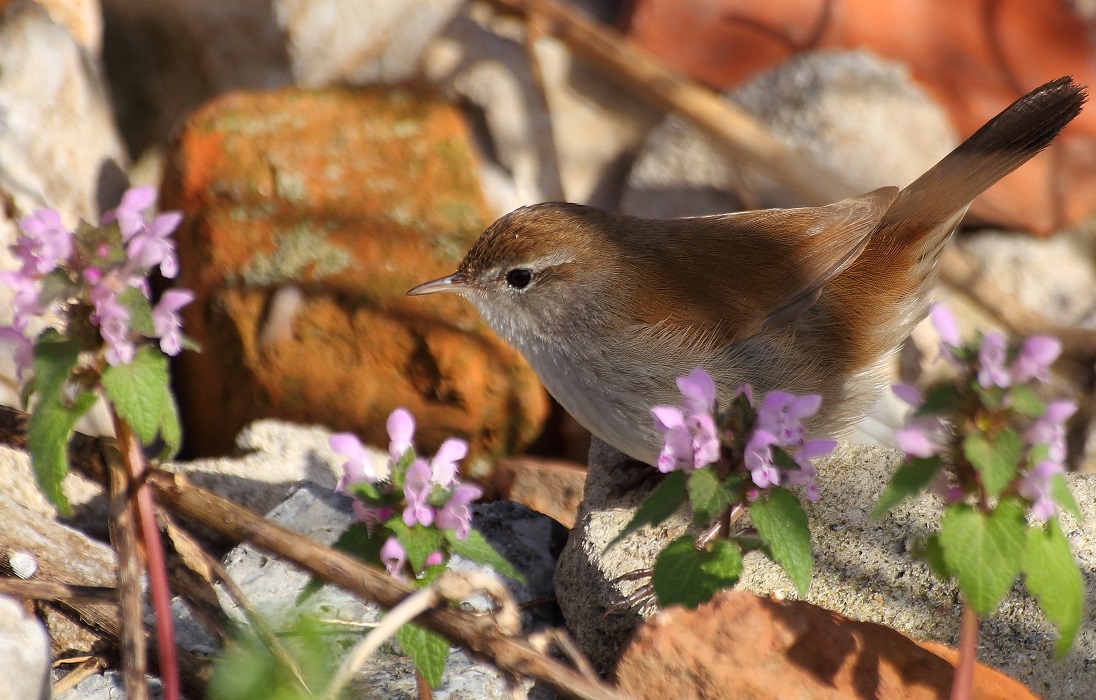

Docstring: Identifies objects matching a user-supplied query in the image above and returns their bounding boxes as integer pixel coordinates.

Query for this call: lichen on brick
[236,222,351,286]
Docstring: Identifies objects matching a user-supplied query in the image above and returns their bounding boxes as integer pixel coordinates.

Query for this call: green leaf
[606,470,687,550]
[750,487,812,596]
[652,536,743,608]
[687,467,735,524]
[297,525,387,605]
[1051,474,1082,522]
[963,429,1020,498]
[118,286,155,336]
[914,382,960,417]
[1023,519,1084,655]
[27,391,97,515]
[101,346,169,445]
[445,527,525,584]
[1007,385,1047,419]
[37,269,74,307]
[387,519,443,573]
[872,457,943,520]
[938,500,1027,617]
[158,393,183,460]
[395,622,449,689]
[347,480,384,503]
[31,330,80,404]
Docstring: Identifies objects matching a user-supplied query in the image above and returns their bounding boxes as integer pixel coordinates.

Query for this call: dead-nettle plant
[609,367,835,606]
[874,304,1084,657]
[294,410,523,690]
[2,188,194,698]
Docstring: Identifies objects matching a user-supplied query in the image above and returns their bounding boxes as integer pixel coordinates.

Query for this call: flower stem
[950,601,978,700]
[114,414,180,700]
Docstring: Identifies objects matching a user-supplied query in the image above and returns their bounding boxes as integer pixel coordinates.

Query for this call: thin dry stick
[51,656,108,696]
[0,578,117,603]
[113,416,182,700]
[145,468,629,700]
[324,584,441,700]
[103,438,149,700]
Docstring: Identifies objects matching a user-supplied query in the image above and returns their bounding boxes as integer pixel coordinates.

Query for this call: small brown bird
[409,77,1086,465]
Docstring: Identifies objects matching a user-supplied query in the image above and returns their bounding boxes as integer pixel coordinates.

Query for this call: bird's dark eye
[505,268,532,289]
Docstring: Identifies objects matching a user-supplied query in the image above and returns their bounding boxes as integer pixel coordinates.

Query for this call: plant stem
[951,601,978,700]
[114,415,180,700]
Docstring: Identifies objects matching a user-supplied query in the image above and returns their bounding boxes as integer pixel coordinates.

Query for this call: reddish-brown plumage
[410,77,1086,465]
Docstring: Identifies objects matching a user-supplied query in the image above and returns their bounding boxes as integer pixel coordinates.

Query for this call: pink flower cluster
[0,187,194,372]
[896,304,1073,519]
[743,391,835,501]
[329,408,483,580]
[651,367,834,502]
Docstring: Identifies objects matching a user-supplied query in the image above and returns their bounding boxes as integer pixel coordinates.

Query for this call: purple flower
[387,408,415,461]
[1011,335,1060,384]
[425,551,444,567]
[930,304,962,347]
[436,484,482,540]
[1018,460,1063,521]
[0,271,40,331]
[687,411,721,468]
[126,211,182,278]
[430,437,467,488]
[755,391,821,446]
[90,283,134,366]
[0,327,33,379]
[380,537,406,579]
[352,502,392,533]
[891,383,923,408]
[895,417,948,458]
[329,432,378,491]
[652,406,697,472]
[402,459,434,527]
[152,289,193,355]
[977,332,1011,388]
[744,429,779,487]
[1024,399,1076,464]
[109,186,157,240]
[677,366,716,417]
[16,209,73,274]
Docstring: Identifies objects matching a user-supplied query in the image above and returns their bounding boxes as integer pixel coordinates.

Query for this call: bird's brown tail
[878,76,1086,265]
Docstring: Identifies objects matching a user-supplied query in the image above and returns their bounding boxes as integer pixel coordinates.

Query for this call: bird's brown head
[407,202,622,346]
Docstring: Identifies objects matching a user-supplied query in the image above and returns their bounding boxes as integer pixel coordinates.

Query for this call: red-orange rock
[161,87,549,474]
[615,589,1038,700]
[620,0,1096,235]
[493,456,586,528]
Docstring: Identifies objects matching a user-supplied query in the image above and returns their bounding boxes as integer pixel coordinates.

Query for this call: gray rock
[556,438,1096,699]
[56,672,163,700]
[620,50,957,218]
[0,595,50,700]
[217,482,563,698]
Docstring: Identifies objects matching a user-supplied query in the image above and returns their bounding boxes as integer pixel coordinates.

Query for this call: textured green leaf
[101,346,169,444]
[158,392,183,460]
[27,391,97,515]
[939,500,1027,616]
[1023,519,1084,655]
[395,623,449,689]
[916,534,952,581]
[31,330,79,404]
[386,519,442,573]
[750,487,812,596]
[445,528,525,584]
[118,286,155,336]
[1051,474,1082,522]
[963,430,1020,498]
[872,457,943,520]
[914,382,960,417]
[652,536,742,608]
[1007,385,1047,419]
[688,467,735,524]
[606,470,687,550]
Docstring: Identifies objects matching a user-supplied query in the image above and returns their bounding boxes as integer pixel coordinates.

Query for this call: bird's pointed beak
[406,272,468,296]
